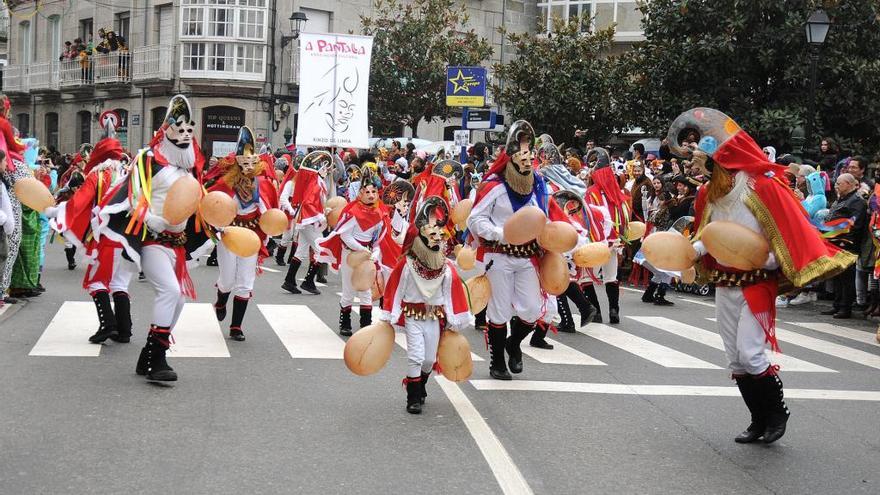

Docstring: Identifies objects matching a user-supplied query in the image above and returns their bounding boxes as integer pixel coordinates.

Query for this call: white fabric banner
[296,33,373,149]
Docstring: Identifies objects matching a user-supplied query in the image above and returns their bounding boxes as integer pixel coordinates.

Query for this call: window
[45,113,59,150]
[49,16,62,61]
[115,12,131,44]
[79,18,94,42]
[77,111,91,147]
[536,0,644,38]
[19,21,31,65]
[114,109,129,149]
[151,106,168,133]
[179,0,268,80]
[16,113,30,138]
[155,5,174,44]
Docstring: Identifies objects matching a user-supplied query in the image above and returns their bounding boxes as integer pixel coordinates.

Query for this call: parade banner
[296,33,373,149]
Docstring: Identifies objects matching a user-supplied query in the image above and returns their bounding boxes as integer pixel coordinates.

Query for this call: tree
[617,0,880,154]
[360,0,493,137]
[492,16,630,144]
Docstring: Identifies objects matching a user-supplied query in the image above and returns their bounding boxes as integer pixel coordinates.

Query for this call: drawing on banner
[296,33,373,149]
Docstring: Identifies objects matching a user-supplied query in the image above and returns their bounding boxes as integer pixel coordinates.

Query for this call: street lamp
[804,9,831,155]
[282,11,309,47]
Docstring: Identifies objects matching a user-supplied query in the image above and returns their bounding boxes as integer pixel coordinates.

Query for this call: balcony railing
[59,58,91,87]
[28,62,60,91]
[288,49,299,86]
[132,44,174,82]
[93,51,131,85]
[1,64,28,92]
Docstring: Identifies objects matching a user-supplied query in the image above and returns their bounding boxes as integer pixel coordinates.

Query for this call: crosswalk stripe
[521,337,606,366]
[258,304,345,359]
[785,321,879,346]
[577,323,721,369]
[708,317,880,370]
[469,380,880,401]
[260,266,281,273]
[393,331,485,362]
[630,316,834,373]
[170,304,231,358]
[30,301,102,357]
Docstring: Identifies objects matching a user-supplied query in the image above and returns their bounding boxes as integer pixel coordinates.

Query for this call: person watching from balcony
[60,41,74,61]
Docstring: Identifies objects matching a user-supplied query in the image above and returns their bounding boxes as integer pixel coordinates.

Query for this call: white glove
[144,211,170,233]
[43,205,59,218]
[763,252,779,270]
[692,240,707,257]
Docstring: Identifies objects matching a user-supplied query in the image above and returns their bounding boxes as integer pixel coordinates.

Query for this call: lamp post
[804,9,831,156]
[282,11,309,47]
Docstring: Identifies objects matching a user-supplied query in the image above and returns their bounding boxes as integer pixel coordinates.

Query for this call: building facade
[1,0,641,155]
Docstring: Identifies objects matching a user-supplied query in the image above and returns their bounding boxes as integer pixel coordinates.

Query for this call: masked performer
[281,150,329,295]
[317,166,393,336]
[275,160,298,266]
[94,95,205,382]
[467,120,552,380]
[670,108,854,444]
[380,197,473,414]
[0,99,28,301]
[46,111,134,344]
[208,126,279,341]
[584,148,628,324]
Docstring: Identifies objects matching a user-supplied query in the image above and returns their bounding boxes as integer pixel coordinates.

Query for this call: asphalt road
[1,243,879,495]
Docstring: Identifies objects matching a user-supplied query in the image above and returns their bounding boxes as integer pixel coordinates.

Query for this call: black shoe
[88,292,118,343]
[592,312,603,324]
[229,327,246,341]
[35,284,46,293]
[733,375,765,443]
[529,325,554,349]
[206,247,218,266]
[109,292,132,343]
[580,305,597,328]
[557,322,575,333]
[300,280,321,295]
[214,290,230,321]
[653,295,674,306]
[65,247,77,270]
[642,282,657,303]
[406,377,422,414]
[138,332,177,382]
[138,272,146,281]
[275,246,287,266]
[735,424,765,444]
[609,308,620,324]
[359,306,372,328]
[490,368,512,380]
[820,308,838,315]
[339,307,353,336]
[487,322,512,380]
[756,370,790,444]
[832,311,852,319]
[419,371,431,405]
[316,272,328,284]
[281,281,302,294]
[506,318,533,374]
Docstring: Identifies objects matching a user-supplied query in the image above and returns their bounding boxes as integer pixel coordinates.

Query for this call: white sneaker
[789,293,812,306]
[775,296,789,308]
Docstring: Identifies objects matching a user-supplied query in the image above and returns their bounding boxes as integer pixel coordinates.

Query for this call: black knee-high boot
[506,317,534,374]
[404,376,422,414]
[229,296,248,341]
[755,368,790,444]
[557,295,575,333]
[359,305,372,328]
[339,306,353,336]
[419,370,431,404]
[474,308,487,332]
[566,282,596,327]
[487,322,511,380]
[300,262,321,295]
[316,262,328,284]
[275,245,288,266]
[65,246,77,270]
[214,289,231,321]
[642,282,658,303]
[89,291,118,343]
[581,284,602,323]
[605,282,620,324]
[282,258,302,294]
[733,375,765,443]
[110,292,132,343]
[136,325,177,381]
[529,323,554,349]
[206,246,218,266]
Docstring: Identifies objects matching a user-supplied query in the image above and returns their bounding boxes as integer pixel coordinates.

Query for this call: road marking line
[713,317,880,369]
[786,321,879,346]
[393,331,485,362]
[621,287,644,294]
[0,303,9,318]
[171,304,231,357]
[469,380,880,401]
[677,297,715,307]
[521,337,606,366]
[258,304,345,359]
[630,316,834,373]
[261,266,281,273]
[577,323,721,369]
[436,376,534,495]
[30,301,102,357]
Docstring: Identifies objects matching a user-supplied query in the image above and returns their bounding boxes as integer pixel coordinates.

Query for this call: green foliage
[360,0,494,137]
[618,0,880,154]
[492,16,629,142]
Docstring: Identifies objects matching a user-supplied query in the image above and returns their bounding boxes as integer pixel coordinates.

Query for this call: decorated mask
[415,196,449,250]
[381,180,415,218]
[164,95,195,149]
[234,126,260,176]
[301,150,333,178]
[505,120,536,175]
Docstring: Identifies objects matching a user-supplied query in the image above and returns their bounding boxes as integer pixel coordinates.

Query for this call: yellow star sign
[449,69,475,94]
[446,67,486,107]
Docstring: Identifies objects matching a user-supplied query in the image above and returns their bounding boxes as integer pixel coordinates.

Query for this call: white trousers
[141,244,186,329]
[484,253,543,325]
[279,221,297,247]
[404,319,440,377]
[293,223,323,262]
[339,247,372,308]
[598,254,618,283]
[715,286,771,375]
[85,247,135,294]
[216,241,258,299]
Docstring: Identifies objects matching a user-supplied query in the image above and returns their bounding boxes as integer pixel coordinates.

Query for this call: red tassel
[757,364,781,378]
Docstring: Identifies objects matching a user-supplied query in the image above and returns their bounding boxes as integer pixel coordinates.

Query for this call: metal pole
[805,46,819,156]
